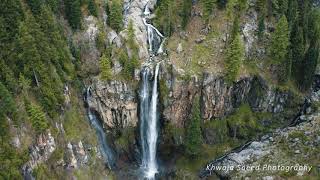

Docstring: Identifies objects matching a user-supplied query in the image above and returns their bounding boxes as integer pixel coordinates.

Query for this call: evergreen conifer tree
[269,15,290,83]
[99,54,112,80]
[109,0,123,32]
[185,96,202,156]
[202,0,215,23]
[225,34,244,82]
[88,0,98,17]
[26,102,48,133]
[64,0,82,30]
[181,0,192,29]
[300,41,319,91]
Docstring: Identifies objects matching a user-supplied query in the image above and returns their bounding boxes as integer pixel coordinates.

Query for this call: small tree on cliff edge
[99,54,112,81]
[269,15,290,83]
[185,96,202,157]
[225,34,244,83]
[109,0,123,32]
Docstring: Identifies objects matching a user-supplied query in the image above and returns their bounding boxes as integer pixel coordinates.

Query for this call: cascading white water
[143,2,164,54]
[85,87,115,169]
[137,0,164,178]
[140,64,160,179]
[148,63,160,178]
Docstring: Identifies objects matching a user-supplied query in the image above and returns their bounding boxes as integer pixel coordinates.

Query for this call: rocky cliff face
[87,78,138,129]
[161,70,293,128]
[22,132,56,179]
[201,75,291,121]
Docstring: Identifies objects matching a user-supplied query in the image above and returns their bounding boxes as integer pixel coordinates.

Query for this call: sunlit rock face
[87,78,138,129]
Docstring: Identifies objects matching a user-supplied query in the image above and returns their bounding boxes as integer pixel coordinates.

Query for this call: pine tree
[299,9,320,90]
[181,0,192,29]
[0,0,24,74]
[217,0,228,9]
[290,20,305,82]
[88,0,98,17]
[231,15,240,40]
[269,15,290,83]
[185,96,202,156]
[286,0,298,28]
[307,8,320,43]
[109,0,123,32]
[127,20,138,55]
[17,21,41,76]
[99,54,112,80]
[202,0,215,23]
[0,59,18,93]
[0,82,16,119]
[96,23,107,52]
[272,0,288,17]
[257,16,265,39]
[26,0,43,14]
[64,0,82,30]
[225,34,244,83]
[18,74,31,95]
[154,0,177,36]
[37,5,74,77]
[47,0,60,13]
[256,0,267,13]
[26,102,48,133]
[118,49,136,79]
[300,41,319,91]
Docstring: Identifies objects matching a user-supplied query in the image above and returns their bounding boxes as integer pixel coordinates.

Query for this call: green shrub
[26,102,49,134]
[88,0,98,17]
[185,96,202,156]
[226,104,262,139]
[109,0,123,32]
[99,54,112,81]
[225,34,244,83]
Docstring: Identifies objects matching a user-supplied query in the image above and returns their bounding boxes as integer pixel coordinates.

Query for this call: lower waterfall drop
[140,64,160,179]
[85,87,115,169]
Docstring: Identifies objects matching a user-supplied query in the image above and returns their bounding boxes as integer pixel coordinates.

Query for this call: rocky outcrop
[65,141,94,169]
[87,78,138,129]
[201,74,291,121]
[201,75,251,120]
[162,64,200,128]
[74,16,101,75]
[201,112,320,178]
[22,131,56,178]
[200,81,320,179]
[160,66,294,128]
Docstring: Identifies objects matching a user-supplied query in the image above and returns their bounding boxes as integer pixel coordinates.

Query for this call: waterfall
[143,1,164,54]
[85,88,115,169]
[140,64,160,179]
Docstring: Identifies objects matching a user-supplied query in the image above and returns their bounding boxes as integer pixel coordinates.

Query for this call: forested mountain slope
[0,0,320,179]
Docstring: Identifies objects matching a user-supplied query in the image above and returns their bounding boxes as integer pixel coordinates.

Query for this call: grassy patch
[175,139,241,175]
[63,107,97,144]
[225,104,269,139]
[288,131,308,142]
[114,126,135,151]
